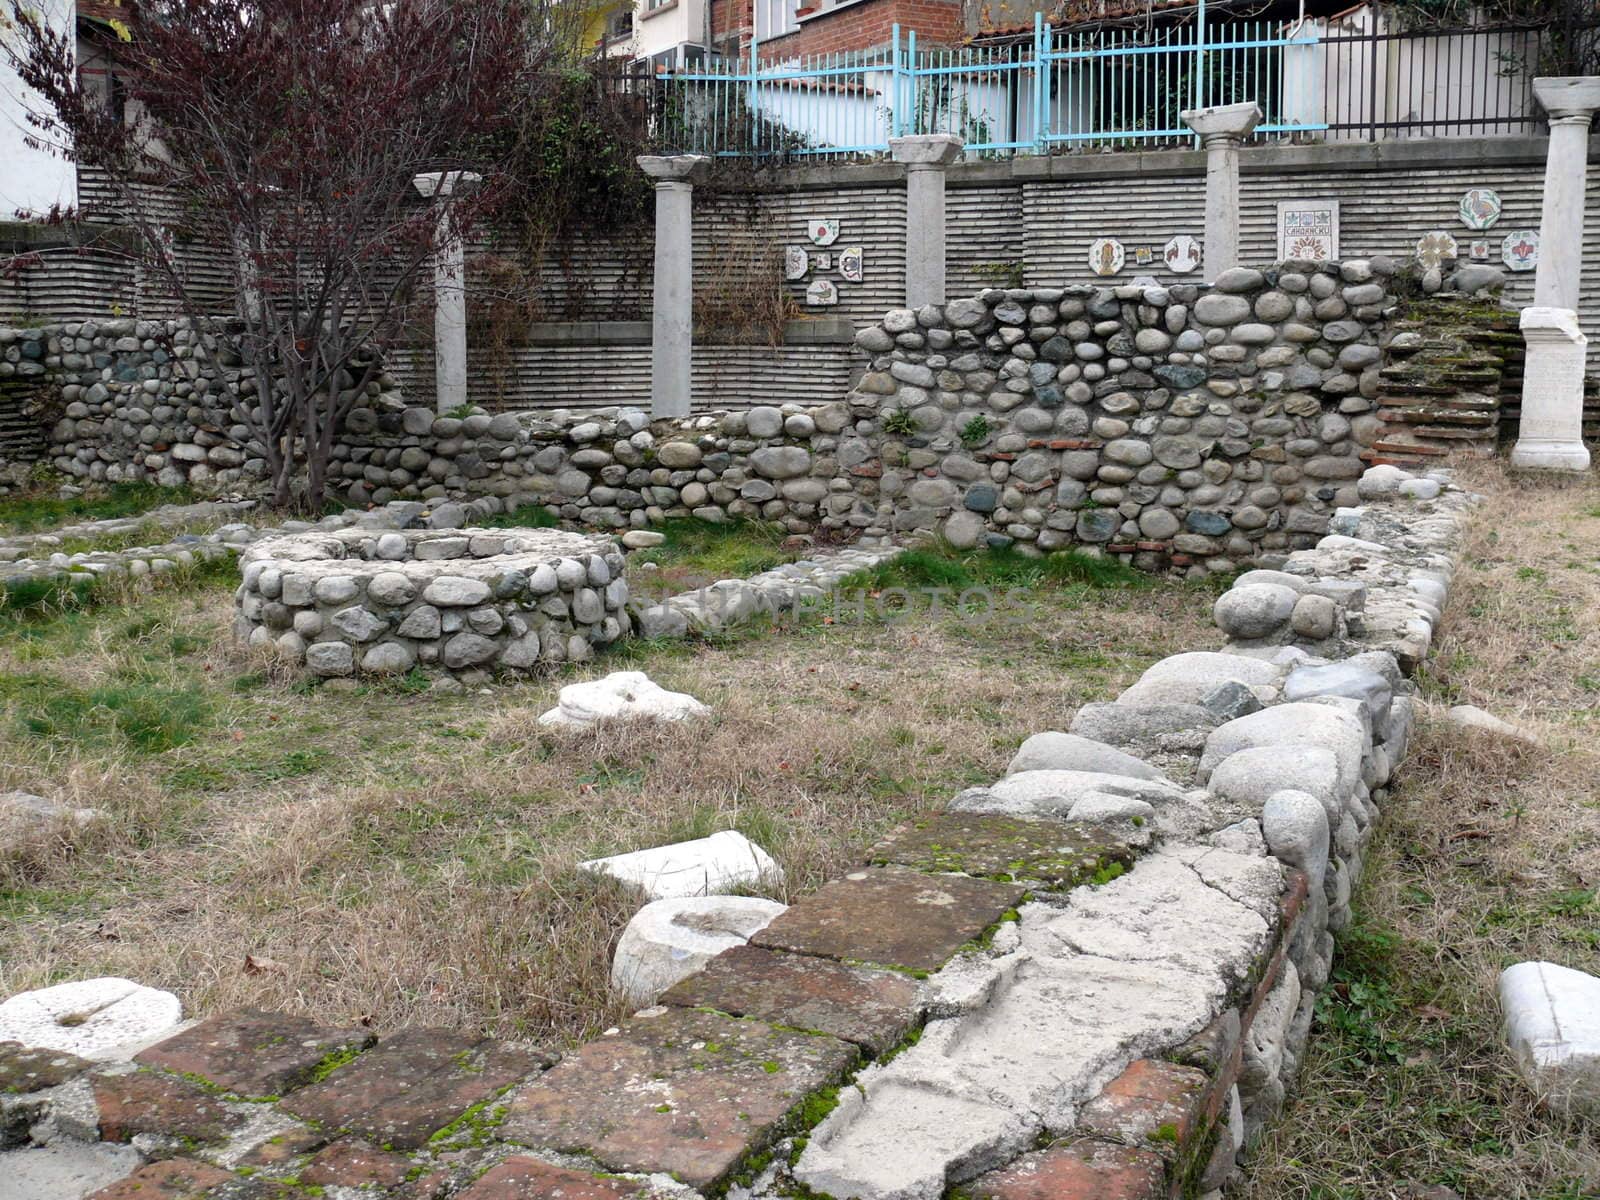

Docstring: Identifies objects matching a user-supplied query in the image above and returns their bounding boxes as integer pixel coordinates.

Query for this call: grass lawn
[0,523,1221,1047]
[1244,462,1600,1200]
[0,482,196,535]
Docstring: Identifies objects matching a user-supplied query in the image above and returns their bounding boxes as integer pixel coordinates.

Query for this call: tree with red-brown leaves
[4,0,564,510]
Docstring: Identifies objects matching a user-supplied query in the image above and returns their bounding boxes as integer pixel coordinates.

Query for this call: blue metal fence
[651,12,1544,157]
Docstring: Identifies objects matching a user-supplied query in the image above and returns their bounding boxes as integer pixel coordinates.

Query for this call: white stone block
[579,830,782,900]
[610,895,786,1007]
[0,977,183,1060]
[1499,960,1600,1115]
[538,670,708,728]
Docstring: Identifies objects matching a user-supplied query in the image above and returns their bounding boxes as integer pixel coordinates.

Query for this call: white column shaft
[1533,114,1593,310]
[650,179,695,420]
[1202,133,1244,280]
[904,165,948,309]
[433,210,468,415]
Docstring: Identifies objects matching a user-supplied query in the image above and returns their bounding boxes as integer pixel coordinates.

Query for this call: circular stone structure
[235,527,627,678]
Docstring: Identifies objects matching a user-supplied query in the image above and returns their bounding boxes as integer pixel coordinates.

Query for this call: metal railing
[645,12,1548,157]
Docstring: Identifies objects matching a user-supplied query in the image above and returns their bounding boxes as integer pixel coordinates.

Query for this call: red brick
[234,1123,327,1166]
[969,1140,1165,1200]
[281,1029,553,1150]
[866,811,1136,894]
[660,943,920,1054]
[91,1068,246,1144]
[136,1010,375,1098]
[86,1158,234,1200]
[302,1137,413,1188]
[749,866,1025,972]
[0,1040,91,1093]
[501,1007,856,1189]
[457,1156,653,1199]
[1077,1058,1210,1158]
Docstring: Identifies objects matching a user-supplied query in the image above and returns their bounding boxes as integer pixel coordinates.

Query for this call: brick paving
[501,1006,857,1188]
[659,944,922,1055]
[749,865,1027,971]
[0,790,1310,1200]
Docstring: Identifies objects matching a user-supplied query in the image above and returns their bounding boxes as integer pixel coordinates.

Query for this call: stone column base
[1510,306,1591,474]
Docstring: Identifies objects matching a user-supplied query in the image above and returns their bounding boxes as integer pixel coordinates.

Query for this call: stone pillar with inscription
[413,171,481,415]
[889,134,964,309]
[1511,77,1600,472]
[639,155,710,420]
[1512,308,1591,473]
[1181,101,1261,281]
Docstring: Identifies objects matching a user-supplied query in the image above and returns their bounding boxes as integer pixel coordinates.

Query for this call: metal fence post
[1034,15,1051,151]
[908,29,919,134]
[889,24,903,139]
[1194,0,1207,116]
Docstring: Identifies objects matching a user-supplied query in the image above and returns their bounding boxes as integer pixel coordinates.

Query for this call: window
[606,8,633,39]
[755,0,797,40]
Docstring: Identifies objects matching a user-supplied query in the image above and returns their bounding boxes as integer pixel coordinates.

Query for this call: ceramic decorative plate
[1088,237,1125,277]
[783,245,810,282]
[1502,229,1539,272]
[838,245,864,283]
[806,217,840,246]
[1163,234,1201,274]
[805,278,839,306]
[1415,231,1459,268]
[1459,188,1503,231]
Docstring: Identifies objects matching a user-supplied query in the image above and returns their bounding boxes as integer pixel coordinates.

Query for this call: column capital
[637,155,712,186]
[412,170,482,200]
[1534,75,1600,121]
[889,134,964,168]
[1181,101,1262,143]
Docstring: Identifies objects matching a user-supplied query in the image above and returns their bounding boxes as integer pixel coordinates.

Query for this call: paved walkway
[0,809,1271,1200]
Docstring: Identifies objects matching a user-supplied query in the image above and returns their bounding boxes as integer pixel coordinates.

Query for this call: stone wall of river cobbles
[9,259,1398,571]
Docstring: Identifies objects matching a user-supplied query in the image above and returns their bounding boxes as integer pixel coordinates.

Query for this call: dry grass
[1245,460,1600,1200]
[0,551,1219,1047]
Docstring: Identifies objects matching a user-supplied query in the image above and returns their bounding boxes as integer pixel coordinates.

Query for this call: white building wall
[0,0,78,219]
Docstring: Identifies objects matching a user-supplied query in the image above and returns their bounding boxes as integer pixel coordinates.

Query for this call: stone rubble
[578,830,783,901]
[610,896,788,1007]
[538,671,708,728]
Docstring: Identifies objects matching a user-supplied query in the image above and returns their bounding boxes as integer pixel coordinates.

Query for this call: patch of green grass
[844,541,1149,595]
[15,680,211,754]
[476,503,560,530]
[632,517,798,581]
[0,482,194,535]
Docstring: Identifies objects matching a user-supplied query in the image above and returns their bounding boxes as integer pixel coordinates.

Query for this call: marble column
[1180,102,1262,281]
[1511,77,1600,472]
[888,134,964,309]
[638,155,710,420]
[412,170,482,415]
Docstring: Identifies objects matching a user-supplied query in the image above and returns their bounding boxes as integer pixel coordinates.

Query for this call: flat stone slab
[0,1142,143,1200]
[749,867,1026,972]
[281,1028,552,1149]
[1499,960,1600,1115]
[660,944,921,1055]
[135,1010,376,1099]
[91,1067,247,1144]
[866,813,1137,892]
[0,978,183,1060]
[458,1156,665,1199]
[0,1040,92,1093]
[968,1140,1167,1200]
[301,1137,413,1188]
[500,1006,857,1189]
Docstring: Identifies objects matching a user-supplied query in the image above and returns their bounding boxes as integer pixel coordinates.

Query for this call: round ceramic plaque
[1087,237,1125,277]
[1458,188,1502,231]
[1501,229,1539,272]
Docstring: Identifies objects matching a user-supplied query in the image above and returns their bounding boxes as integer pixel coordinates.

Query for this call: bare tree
[5,0,558,509]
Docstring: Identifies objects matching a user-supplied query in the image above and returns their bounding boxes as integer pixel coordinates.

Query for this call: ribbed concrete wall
[388,340,861,414]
